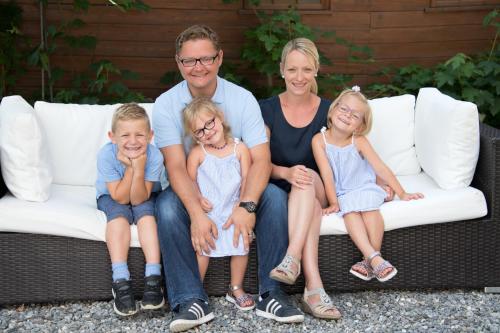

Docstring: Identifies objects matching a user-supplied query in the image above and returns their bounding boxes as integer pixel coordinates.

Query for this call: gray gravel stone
[1,290,499,332]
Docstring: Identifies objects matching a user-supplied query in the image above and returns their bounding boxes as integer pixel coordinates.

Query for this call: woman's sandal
[269,254,301,285]
[367,251,398,282]
[301,287,341,320]
[225,285,255,311]
[349,259,374,281]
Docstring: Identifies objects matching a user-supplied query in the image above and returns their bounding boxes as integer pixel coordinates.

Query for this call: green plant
[0,1,28,98]
[368,9,500,128]
[28,0,149,103]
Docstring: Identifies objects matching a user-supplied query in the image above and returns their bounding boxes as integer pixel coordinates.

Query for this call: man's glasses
[177,54,219,67]
[193,117,216,139]
[336,103,363,121]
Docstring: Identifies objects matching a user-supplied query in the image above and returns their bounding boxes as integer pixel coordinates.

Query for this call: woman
[259,37,341,320]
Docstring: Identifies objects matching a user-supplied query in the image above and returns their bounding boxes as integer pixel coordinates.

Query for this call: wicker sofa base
[1,216,499,306]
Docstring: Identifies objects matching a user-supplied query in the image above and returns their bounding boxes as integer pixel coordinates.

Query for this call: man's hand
[190,213,218,255]
[286,165,313,190]
[222,207,255,252]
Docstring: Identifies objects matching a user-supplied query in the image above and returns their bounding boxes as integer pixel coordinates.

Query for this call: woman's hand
[400,192,424,201]
[322,202,340,215]
[286,165,313,189]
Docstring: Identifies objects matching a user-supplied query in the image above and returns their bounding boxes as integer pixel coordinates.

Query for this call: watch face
[240,201,257,213]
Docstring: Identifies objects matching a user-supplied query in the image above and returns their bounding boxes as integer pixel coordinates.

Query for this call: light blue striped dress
[197,139,247,257]
[321,128,386,217]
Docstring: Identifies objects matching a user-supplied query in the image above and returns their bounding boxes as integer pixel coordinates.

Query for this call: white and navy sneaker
[169,299,215,332]
[256,289,304,323]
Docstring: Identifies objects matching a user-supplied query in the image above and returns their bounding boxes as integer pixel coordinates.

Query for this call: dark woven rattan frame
[0,123,498,305]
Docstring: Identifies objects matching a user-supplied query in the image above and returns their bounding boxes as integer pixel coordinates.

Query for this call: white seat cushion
[0,184,141,247]
[320,172,487,235]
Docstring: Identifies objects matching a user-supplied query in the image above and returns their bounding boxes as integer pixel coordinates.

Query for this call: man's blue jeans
[155,183,288,310]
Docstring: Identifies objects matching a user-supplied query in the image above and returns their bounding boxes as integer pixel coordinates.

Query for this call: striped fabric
[187,302,206,319]
[197,140,247,257]
[321,128,386,217]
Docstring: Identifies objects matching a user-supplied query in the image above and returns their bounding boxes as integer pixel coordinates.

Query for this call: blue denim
[97,193,157,225]
[155,183,288,309]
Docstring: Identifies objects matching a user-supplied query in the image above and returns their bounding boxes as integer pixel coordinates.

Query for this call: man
[153,25,304,332]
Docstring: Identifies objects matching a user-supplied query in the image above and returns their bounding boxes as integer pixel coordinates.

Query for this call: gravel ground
[1,289,499,332]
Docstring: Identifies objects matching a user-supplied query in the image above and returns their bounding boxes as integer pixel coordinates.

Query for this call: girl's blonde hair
[182,96,232,142]
[280,37,320,94]
[327,88,373,136]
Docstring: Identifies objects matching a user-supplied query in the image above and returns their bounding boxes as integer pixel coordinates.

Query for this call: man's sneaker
[140,275,165,310]
[111,279,138,316]
[256,289,304,323]
[169,299,215,332]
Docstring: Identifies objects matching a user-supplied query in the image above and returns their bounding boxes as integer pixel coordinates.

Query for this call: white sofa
[0,87,497,305]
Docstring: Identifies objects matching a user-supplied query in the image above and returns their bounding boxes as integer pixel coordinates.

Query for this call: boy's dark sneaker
[256,289,304,323]
[169,299,215,332]
[111,279,138,316]
[140,274,165,310]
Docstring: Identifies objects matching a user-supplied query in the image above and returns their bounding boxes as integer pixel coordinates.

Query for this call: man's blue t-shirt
[95,142,164,199]
[152,76,267,159]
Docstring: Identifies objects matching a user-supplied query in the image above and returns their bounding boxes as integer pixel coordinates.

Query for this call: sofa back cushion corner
[415,87,479,189]
[367,94,421,176]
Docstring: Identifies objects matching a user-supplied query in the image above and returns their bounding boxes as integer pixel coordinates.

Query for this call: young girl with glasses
[183,96,255,311]
[312,87,424,282]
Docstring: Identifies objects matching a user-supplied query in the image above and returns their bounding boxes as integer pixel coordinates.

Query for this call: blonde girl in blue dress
[183,97,255,310]
[312,87,423,282]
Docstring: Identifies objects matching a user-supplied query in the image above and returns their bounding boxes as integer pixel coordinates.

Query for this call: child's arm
[106,151,134,204]
[236,142,252,201]
[311,134,340,214]
[356,136,424,201]
[129,153,155,206]
[187,146,212,213]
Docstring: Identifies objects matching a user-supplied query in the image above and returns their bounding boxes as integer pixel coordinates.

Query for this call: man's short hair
[111,103,150,133]
[175,24,220,55]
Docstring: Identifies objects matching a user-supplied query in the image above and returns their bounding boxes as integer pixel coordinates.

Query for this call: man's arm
[161,145,218,254]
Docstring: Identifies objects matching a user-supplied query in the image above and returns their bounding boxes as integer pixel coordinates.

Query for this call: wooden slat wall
[10,0,498,99]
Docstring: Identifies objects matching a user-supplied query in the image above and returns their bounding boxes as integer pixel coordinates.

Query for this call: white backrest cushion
[415,88,479,189]
[0,96,52,201]
[367,94,421,175]
[34,102,154,186]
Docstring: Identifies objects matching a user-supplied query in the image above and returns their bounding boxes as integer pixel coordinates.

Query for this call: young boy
[96,103,165,316]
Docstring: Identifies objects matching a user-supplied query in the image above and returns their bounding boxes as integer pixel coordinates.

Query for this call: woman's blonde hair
[327,88,373,136]
[182,96,232,142]
[280,37,320,94]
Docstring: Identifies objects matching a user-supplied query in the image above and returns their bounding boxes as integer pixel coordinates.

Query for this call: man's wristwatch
[239,201,257,213]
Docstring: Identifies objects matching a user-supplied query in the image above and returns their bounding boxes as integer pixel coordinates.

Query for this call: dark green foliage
[368,9,500,128]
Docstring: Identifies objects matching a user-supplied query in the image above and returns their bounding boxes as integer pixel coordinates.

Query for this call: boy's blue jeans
[155,183,288,310]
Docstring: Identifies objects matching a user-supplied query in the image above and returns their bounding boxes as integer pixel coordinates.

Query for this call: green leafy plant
[28,0,149,103]
[0,1,28,98]
[368,9,500,128]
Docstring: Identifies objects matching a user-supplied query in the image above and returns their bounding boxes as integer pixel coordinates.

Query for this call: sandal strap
[276,254,301,276]
[367,251,381,263]
[373,260,394,276]
[304,287,333,306]
[353,260,373,272]
[229,284,242,292]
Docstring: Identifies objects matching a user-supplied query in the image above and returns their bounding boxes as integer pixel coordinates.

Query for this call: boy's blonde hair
[182,97,232,141]
[111,103,151,133]
[281,37,320,94]
[175,24,220,55]
[327,88,373,136]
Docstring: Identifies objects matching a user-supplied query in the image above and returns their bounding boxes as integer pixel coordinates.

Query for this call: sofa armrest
[472,122,500,220]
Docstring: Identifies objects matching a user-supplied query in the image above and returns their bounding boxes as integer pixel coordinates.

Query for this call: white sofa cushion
[415,88,479,189]
[0,174,486,242]
[320,172,487,235]
[0,96,52,201]
[34,102,153,186]
[367,95,421,176]
[0,184,141,247]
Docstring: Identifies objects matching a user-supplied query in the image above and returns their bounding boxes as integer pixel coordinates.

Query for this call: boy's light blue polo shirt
[95,142,164,198]
[152,76,267,155]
